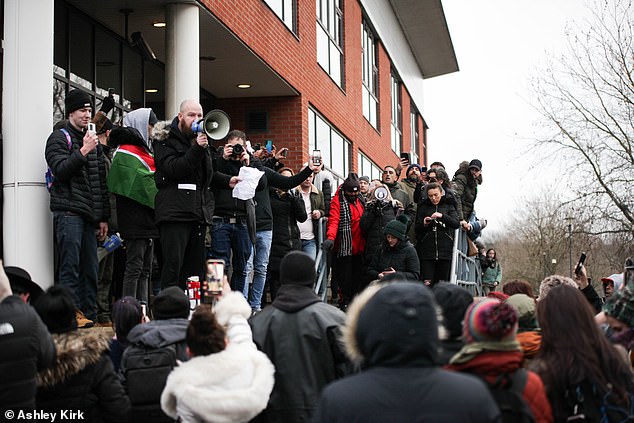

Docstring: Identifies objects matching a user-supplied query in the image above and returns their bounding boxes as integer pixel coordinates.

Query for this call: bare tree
[530,0,634,236]
[486,191,634,291]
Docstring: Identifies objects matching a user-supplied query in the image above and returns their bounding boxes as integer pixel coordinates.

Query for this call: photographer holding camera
[481,248,502,294]
[360,184,404,274]
[210,130,265,295]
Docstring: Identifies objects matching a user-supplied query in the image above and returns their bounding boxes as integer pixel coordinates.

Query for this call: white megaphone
[192,109,231,140]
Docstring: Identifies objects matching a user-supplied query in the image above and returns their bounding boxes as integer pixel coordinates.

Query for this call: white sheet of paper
[232,166,264,200]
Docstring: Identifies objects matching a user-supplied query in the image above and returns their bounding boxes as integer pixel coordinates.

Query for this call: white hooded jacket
[160,292,275,423]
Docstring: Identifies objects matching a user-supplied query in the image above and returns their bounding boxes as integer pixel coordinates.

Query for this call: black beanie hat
[34,285,77,334]
[280,251,316,287]
[432,283,474,338]
[342,172,360,192]
[65,89,93,116]
[384,214,409,241]
[153,287,190,320]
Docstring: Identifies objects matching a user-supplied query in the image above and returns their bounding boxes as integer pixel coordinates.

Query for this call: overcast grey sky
[424,0,591,236]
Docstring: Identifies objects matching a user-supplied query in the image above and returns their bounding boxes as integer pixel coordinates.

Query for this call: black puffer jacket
[415,196,460,261]
[153,119,230,225]
[45,123,110,223]
[367,240,420,281]
[360,200,401,264]
[452,161,482,221]
[0,296,56,410]
[36,331,130,422]
[268,189,307,272]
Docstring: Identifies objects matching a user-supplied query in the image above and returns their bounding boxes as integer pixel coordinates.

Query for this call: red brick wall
[200,0,428,173]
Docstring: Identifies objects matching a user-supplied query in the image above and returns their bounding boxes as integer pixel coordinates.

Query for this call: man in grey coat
[250,251,349,423]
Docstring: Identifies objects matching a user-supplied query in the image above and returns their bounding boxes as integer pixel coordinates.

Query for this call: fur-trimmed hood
[343,282,446,367]
[37,331,110,388]
[453,161,483,186]
[151,118,176,143]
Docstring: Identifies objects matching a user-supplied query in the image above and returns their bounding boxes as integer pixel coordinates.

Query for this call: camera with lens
[230,143,244,158]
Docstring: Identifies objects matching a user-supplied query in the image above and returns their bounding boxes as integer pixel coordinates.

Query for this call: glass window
[123,46,143,110]
[316,0,344,87]
[54,2,68,77]
[410,106,420,164]
[96,31,121,101]
[390,73,402,155]
[358,151,381,181]
[69,11,94,90]
[145,60,166,121]
[263,0,296,33]
[362,22,378,128]
[309,107,350,180]
[53,80,67,124]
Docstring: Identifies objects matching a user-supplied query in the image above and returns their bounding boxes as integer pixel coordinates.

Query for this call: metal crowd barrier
[450,228,483,297]
[313,217,330,301]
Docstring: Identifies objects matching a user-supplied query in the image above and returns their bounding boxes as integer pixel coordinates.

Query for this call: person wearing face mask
[322,173,366,310]
[415,182,460,285]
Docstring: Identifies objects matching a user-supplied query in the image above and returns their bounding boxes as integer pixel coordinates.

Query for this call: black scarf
[272,285,321,312]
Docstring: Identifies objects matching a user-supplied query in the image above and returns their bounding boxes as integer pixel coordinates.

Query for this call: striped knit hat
[463,298,518,343]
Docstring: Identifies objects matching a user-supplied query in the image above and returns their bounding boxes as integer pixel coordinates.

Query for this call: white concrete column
[2,0,55,288]
[165,4,200,119]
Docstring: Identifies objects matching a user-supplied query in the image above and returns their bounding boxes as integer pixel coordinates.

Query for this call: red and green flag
[107,144,158,209]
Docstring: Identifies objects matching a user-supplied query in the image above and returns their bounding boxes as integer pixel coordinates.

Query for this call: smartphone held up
[574,252,587,276]
[203,259,224,303]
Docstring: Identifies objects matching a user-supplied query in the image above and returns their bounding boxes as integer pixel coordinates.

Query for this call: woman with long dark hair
[532,285,634,422]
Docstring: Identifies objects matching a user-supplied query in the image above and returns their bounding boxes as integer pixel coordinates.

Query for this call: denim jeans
[54,211,98,320]
[122,239,153,303]
[209,222,252,294]
[244,230,273,310]
[301,239,317,260]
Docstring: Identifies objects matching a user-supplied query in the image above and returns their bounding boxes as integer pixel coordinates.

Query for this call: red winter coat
[326,187,365,256]
[447,350,553,423]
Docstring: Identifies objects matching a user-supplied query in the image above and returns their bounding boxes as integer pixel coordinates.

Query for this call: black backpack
[120,344,178,423]
[482,369,535,423]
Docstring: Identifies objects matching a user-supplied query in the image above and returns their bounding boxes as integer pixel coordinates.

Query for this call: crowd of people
[1,90,633,421]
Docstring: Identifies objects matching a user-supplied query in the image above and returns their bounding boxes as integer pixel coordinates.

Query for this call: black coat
[0,296,56,410]
[452,162,482,221]
[45,123,110,223]
[367,240,420,281]
[213,157,265,218]
[415,197,460,261]
[312,367,500,423]
[153,119,230,225]
[250,285,349,423]
[115,195,158,239]
[312,283,499,423]
[360,200,401,264]
[268,189,308,272]
[253,164,313,231]
[36,331,130,422]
